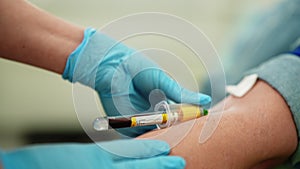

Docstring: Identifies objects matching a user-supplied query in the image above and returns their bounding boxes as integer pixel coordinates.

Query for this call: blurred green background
[0,0,280,149]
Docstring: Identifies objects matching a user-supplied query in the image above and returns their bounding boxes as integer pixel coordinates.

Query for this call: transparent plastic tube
[93,101,208,131]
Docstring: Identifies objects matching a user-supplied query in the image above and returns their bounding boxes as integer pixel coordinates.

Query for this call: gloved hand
[1,139,185,169]
[63,28,211,137]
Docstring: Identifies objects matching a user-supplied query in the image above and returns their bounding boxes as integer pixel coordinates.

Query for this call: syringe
[93,101,208,131]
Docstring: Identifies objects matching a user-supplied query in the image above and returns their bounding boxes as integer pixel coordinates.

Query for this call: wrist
[62,28,97,81]
[62,28,134,87]
[52,25,85,74]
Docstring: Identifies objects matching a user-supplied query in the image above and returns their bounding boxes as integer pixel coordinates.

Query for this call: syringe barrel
[108,117,132,128]
[169,104,206,122]
[93,101,208,131]
[155,101,207,129]
[94,112,167,131]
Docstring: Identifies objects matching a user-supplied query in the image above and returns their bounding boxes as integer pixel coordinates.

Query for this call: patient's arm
[138,80,297,169]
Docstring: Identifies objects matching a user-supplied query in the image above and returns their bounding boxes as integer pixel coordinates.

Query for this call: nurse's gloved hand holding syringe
[0,0,211,169]
[63,28,211,137]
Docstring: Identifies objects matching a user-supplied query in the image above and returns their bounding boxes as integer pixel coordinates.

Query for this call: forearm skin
[139,80,297,169]
[0,0,84,74]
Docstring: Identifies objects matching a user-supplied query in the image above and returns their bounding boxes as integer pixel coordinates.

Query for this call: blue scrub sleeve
[245,54,300,167]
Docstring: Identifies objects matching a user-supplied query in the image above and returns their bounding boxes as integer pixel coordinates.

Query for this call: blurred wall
[0,0,279,149]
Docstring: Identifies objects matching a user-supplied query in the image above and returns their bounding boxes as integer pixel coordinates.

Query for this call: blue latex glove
[1,140,185,169]
[63,28,211,137]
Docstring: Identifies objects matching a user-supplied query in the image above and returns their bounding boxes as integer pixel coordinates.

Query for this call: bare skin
[0,1,297,169]
[0,0,84,167]
[139,80,298,169]
[0,0,84,74]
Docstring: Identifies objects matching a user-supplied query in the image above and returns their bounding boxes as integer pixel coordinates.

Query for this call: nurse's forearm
[138,80,298,168]
[0,0,84,74]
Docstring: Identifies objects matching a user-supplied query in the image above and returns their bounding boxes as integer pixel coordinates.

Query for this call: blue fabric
[1,140,185,169]
[290,46,300,57]
[201,0,300,103]
[200,0,300,168]
[223,0,300,85]
[62,28,96,81]
[63,28,211,137]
